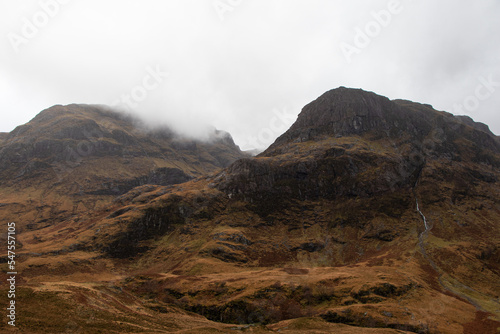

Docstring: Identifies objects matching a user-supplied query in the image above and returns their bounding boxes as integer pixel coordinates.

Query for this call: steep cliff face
[267,87,411,146]
[216,88,499,216]
[265,87,499,156]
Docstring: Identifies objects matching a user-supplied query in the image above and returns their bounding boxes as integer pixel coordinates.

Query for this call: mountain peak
[263,87,405,151]
[0,103,246,191]
[263,87,499,156]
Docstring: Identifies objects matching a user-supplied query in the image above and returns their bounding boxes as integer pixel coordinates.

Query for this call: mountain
[221,87,499,206]
[0,104,247,230]
[1,89,499,333]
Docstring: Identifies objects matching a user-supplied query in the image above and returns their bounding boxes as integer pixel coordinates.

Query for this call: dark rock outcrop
[215,87,499,217]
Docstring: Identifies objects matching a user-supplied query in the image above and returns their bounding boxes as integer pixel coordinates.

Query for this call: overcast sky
[1,0,499,150]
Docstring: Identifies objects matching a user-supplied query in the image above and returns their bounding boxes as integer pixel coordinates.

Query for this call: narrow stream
[416,198,429,233]
[415,196,434,264]
[414,189,487,311]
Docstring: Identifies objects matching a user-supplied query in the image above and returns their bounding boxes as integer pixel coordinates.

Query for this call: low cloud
[1,0,499,150]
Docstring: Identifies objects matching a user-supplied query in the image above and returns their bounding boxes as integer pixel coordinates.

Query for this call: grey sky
[1,0,499,150]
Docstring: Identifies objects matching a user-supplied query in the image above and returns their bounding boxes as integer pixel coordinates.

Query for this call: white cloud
[1,0,499,150]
